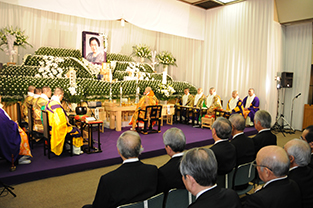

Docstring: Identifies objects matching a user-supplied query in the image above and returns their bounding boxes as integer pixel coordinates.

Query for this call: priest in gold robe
[44,88,83,156]
[33,86,51,132]
[191,88,206,125]
[224,90,244,118]
[22,85,35,123]
[204,87,222,115]
[129,87,158,130]
[175,88,194,122]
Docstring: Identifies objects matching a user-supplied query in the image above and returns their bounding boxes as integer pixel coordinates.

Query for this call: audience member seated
[157,127,186,194]
[180,147,242,208]
[242,88,259,126]
[224,90,244,118]
[244,146,301,208]
[204,87,222,116]
[44,88,83,156]
[284,139,313,208]
[83,131,158,208]
[22,85,35,123]
[33,86,51,132]
[0,96,32,166]
[210,117,236,175]
[301,125,313,169]
[191,88,206,125]
[129,87,158,130]
[176,88,194,122]
[252,110,277,156]
[229,114,255,166]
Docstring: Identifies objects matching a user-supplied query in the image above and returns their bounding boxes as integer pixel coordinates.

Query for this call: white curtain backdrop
[0,0,312,129]
[282,23,312,130]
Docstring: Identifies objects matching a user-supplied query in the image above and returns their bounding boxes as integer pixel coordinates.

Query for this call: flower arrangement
[0,26,32,50]
[131,44,152,60]
[155,83,176,100]
[35,55,65,78]
[156,51,177,66]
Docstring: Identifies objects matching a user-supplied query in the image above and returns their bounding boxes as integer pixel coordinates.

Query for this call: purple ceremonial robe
[242,96,260,122]
[0,108,21,163]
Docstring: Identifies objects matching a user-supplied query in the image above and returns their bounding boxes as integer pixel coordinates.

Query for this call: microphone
[295,93,301,98]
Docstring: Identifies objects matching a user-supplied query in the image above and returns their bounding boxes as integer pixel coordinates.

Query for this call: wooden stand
[302,104,313,129]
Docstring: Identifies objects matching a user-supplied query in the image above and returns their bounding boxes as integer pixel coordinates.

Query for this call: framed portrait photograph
[82,31,106,64]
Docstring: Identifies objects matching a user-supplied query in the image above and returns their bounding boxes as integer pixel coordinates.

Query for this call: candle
[137,87,140,94]
[120,86,122,94]
[162,71,167,84]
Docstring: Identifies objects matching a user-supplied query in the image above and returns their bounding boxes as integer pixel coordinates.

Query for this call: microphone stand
[290,93,301,131]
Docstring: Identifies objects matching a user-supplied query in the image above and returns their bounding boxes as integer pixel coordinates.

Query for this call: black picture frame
[82,31,106,65]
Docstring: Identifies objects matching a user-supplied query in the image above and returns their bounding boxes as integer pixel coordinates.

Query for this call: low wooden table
[105,103,136,132]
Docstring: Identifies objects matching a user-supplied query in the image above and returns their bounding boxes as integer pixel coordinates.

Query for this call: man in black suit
[157,127,186,193]
[210,117,236,175]
[244,146,302,208]
[252,110,277,155]
[180,147,242,208]
[229,114,255,166]
[284,139,313,208]
[82,131,158,208]
[301,125,313,168]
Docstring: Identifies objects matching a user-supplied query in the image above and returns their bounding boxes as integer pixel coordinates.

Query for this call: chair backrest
[16,102,22,125]
[42,110,50,139]
[217,167,236,189]
[27,105,33,131]
[233,161,255,187]
[144,105,162,120]
[165,189,190,208]
[118,193,164,208]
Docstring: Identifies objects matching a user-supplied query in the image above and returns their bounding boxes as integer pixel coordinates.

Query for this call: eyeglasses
[252,164,273,172]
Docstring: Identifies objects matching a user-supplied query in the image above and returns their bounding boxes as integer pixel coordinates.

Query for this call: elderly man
[245,146,301,208]
[284,139,313,208]
[129,87,158,130]
[180,147,242,208]
[210,117,236,175]
[301,125,313,168]
[229,114,255,166]
[176,88,194,123]
[242,88,259,126]
[45,88,83,156]
[225,90,244,118]
[191,88,206,126]
[22,85,35,123]
[204,87,222,115]
[83,131,158,208]
[252,110,277,155]
[157,127,186,193]
[33,86,51,132]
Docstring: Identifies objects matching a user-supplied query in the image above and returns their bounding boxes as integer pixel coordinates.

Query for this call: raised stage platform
[0,124,257,185]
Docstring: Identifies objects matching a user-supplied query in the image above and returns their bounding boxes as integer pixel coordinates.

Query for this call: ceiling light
[216,0,240,3]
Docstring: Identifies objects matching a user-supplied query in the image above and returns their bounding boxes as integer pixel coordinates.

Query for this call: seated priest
[191,88,206,124]
[31,87,42,106]
[204,87,222,117]
[44,88,83,156]
[129,87,158,130]
[0,96,32,166]
[224,90,244,118]
[33,86,51,132]
[22,85,35,123]
[176,88,194,122]
[242,88,260,126]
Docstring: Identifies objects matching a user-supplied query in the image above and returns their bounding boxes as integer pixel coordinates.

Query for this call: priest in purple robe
[242,88,260,126]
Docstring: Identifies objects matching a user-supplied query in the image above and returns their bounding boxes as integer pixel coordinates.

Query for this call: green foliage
[35,47,81,60]
[106,53,134,62]
[0,26,32,50]
[131,44,152,60]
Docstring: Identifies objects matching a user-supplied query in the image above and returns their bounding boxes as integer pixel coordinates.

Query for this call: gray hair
[163,128,186,152]
[254,110,272,128]
[261,150,290,177]
[285,139,311,167]
[212,117,232,139]
[180,148,217,186]
[117,131,142,159]
[229,114,245,131]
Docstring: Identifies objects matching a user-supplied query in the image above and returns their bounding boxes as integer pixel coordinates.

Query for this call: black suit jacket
[252,130,277,155]
[288,166,313,208]
[244,178,302,208]
[210,140,236,175]
[308,154,313,169]
[189,186,242,208]
[231,133,255,166]
[91,161,158,208]
[157,155,185,193]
